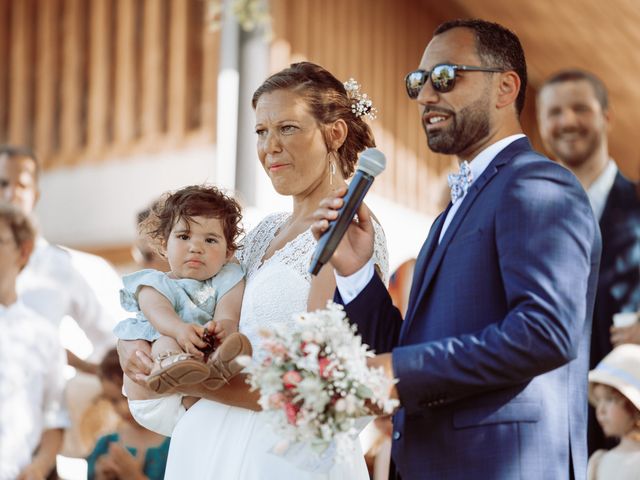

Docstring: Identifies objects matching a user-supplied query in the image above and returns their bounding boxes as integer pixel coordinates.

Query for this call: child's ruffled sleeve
[120,269,177,312]
[207,262,245,302]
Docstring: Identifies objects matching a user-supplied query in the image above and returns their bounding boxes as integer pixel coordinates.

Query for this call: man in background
[537,70,640,453]
[0,144,125,456]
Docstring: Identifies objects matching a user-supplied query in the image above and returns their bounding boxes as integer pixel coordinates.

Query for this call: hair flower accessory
[344,78,378,121]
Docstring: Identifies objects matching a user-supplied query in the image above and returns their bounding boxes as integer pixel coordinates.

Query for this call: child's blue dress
[113,263,244,341]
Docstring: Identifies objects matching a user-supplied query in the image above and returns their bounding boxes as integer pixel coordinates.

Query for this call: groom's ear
[325,119,348,151]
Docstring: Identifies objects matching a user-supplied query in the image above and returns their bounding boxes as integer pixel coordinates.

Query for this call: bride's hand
[310,186,375,277]
[117,339,153,384]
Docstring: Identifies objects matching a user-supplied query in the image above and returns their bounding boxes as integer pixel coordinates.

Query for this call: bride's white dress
[164,212,389,479]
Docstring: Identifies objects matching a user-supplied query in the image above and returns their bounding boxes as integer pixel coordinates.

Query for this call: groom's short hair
[434,19,527,116]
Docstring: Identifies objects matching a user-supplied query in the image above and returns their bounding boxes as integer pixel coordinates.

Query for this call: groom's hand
[368,353,399,403]
[311,186,375,277]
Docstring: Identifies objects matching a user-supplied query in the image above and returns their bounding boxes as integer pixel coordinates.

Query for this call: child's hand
[204,321,227,342]
[94,456,119,480]
[174,323,208,357]
[105,443,144,479]
[610,322,640,347]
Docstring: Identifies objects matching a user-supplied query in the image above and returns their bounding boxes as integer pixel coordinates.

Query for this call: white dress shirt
[586,159,617,221]
[0,301,70,480]
[17,237,125,361]
[336,135,526,303]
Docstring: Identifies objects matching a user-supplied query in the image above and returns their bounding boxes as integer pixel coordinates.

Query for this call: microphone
[309,147,386,276]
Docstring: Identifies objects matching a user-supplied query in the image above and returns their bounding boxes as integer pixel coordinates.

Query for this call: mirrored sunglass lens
[431,65,456,92]
[406,71,426,98]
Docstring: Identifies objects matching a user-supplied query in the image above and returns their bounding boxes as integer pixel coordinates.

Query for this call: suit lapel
[599,172,627,242]
[403,206,450,327]
[401,138,532,339]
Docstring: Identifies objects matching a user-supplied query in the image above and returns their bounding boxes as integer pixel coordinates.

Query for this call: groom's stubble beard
[423,93,492,156]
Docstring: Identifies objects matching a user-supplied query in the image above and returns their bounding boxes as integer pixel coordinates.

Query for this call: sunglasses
[405,63,504,98]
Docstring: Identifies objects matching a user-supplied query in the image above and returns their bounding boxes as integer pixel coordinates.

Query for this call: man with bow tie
[312,19,601,480]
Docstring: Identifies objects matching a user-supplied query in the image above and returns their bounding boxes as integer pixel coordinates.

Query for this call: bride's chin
[270,180,295,196]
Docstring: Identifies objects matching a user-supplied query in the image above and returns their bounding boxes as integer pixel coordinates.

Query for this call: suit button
[393,431,401,440]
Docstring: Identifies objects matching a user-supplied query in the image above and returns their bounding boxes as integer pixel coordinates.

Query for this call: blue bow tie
[447,161,473,203]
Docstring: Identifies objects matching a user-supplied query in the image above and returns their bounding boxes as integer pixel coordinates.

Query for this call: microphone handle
[309,170,374,275]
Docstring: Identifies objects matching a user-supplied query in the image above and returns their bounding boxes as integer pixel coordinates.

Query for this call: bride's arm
[118,339,260,411]
[177,375,261,411]
[306,256,338,311]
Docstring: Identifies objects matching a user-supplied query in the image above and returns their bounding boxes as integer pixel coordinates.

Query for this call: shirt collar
[454,134,526,203]
[587,159,617,220]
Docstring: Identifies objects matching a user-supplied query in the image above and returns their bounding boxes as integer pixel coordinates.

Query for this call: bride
[119,62,388,479]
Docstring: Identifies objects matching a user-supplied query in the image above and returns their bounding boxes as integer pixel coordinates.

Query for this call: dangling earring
[329,154,337,186]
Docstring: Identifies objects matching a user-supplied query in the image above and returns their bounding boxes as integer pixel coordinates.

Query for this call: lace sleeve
[372,219,389,286]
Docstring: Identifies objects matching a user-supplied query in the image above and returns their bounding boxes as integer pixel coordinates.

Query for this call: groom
[312,19,600,480]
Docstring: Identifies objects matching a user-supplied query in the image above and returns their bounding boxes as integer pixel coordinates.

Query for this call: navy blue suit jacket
[588,171,640,453]
[342,138,601,480]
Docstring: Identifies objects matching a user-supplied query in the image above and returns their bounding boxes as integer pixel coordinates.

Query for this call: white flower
[243,301,397,467]
[343,78,378,121]
[296,377,330,411]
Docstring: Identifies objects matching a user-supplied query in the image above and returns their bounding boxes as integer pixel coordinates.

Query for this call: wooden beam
[200,9,218,139]
[35,0,57,159]
[141,0,162,140]
[168,0,188,139]
[0,0,10,141]
[60,0,83,157]
[8,0,29,144]
[114,0,136,145]
[87,0,110,153]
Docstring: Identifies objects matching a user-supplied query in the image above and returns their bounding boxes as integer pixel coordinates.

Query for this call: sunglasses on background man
[405,63,505,98]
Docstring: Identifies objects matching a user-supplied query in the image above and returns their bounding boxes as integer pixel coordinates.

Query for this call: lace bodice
[237,212,389,359]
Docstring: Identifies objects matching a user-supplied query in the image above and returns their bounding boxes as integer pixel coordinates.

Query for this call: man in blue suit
[537,69,640,455]
[312,19,601,479]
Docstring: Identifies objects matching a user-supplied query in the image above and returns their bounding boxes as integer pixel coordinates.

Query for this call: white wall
[35,146,218,248]
[35,147,434,273]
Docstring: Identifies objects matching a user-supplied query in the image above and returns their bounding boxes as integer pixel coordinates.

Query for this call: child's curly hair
[140,185,243,256]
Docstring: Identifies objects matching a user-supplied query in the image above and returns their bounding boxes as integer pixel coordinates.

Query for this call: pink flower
[269,393,286,408]
[282,370,302,389]
[318,357,332,378]
[264,340,288,358]
[284,402,299,425]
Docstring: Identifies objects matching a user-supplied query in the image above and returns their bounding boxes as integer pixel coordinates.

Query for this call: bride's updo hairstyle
[252,61,375,178]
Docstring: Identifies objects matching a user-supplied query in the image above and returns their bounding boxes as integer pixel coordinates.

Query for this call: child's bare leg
[150,335,184,365]
[182,396,199,410]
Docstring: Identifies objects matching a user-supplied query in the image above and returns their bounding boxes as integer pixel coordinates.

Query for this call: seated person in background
[587,344,640,479]
[0,202,70,480]
[113,185,251,435]
[131,203,170,272]
[0,144,124,373]
[87,349,170,480]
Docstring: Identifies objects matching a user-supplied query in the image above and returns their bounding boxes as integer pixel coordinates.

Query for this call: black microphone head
[357,148,386,177]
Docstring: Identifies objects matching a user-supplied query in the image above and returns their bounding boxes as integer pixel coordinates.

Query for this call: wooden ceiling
[423,0,640,179]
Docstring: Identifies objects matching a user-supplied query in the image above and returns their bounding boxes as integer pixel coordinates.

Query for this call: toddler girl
[587,344,640,479]
[114,185,252,430]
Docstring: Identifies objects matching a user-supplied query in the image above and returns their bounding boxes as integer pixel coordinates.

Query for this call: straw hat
[588,344,640,411]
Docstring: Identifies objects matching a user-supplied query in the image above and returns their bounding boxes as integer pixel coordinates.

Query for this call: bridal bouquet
[240,302,398,466]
